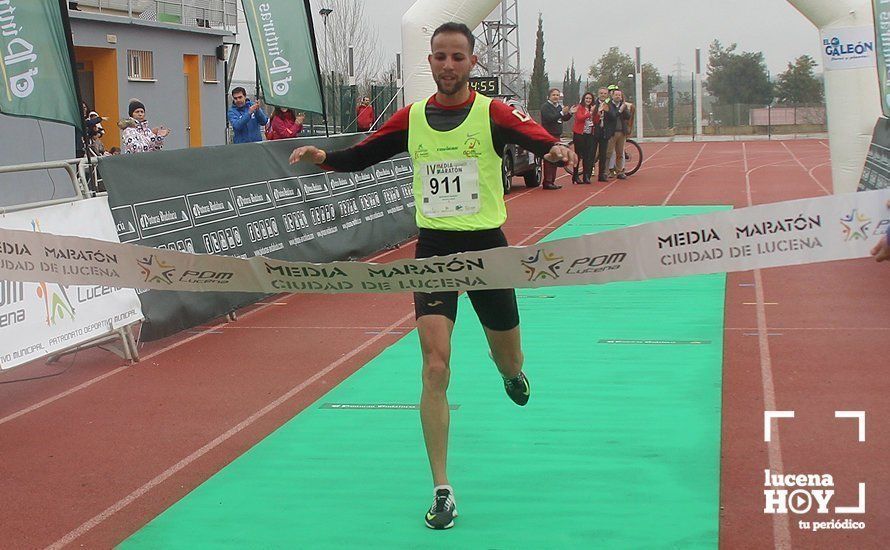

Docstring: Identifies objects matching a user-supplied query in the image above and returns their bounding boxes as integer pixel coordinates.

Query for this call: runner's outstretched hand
[871,199,890,263]
[871,238,890,262]
[543,144,577,167]
[289,146,327,165]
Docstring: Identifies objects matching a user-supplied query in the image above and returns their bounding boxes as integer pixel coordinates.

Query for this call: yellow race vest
[408,94,506,230]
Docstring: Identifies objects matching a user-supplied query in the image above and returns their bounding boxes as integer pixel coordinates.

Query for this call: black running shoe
[425,488,457,530]
[503,372,530,406]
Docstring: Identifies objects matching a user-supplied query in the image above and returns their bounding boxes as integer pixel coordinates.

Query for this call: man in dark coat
[540,88,573,189]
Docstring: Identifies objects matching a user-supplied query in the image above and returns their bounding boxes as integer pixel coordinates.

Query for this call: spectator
[77,101,107,158]
[90,139,107,156]
[540,88,573,190]
[606,89,632,180]
[356,96,375,132]
[571,92,597,184]
[266,107,304,140]
[109,146,121,155]
[85,109,106,143]
[594,87,617,182]
[227,87,268,144]
[118,99,168,154]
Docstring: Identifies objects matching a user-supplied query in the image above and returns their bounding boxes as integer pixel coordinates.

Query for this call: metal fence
[71,0,238,32]
[643,98,827,138]
[253,79,402,138]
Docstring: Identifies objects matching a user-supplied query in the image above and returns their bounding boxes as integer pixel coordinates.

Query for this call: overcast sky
[233,0,826,84]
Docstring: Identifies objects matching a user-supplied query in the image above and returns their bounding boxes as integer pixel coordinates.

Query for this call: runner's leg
[484,325,523,379]
[417,314,455,486]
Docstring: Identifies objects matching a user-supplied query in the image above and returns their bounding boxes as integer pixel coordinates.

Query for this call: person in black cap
[118,98,169,154]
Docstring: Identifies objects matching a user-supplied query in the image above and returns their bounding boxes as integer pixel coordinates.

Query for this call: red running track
[0,140,886,549]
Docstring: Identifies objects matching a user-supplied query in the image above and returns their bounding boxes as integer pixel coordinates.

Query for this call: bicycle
[561,137,643,179]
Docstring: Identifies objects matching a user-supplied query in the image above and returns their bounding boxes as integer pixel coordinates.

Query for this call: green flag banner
[874,0,890,117]
[241,0,324,114]
[0,0,80,127]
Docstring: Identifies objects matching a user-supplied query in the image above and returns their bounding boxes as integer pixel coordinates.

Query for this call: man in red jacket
[356,96,375,132]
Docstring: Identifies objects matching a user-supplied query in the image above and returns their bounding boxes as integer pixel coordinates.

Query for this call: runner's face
[429,32,476,96]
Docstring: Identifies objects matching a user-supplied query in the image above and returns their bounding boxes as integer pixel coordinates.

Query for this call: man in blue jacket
[228,87,269,144]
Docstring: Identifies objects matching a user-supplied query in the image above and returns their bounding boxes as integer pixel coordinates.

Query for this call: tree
[706,40,773,105]
[774,55,823,105]
[527,14,549,109]
[587,47,662,104]
[318,0,383,91]
[562,60,581,106]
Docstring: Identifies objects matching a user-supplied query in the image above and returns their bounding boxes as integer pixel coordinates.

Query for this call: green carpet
[122,206,727,549]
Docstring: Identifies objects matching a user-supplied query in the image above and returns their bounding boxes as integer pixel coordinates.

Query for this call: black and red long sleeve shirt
[323,90,558,172]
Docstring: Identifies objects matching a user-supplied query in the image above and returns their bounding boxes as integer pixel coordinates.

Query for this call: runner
[289,21,576,530]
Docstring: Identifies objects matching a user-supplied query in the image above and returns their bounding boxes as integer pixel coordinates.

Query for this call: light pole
[319,7,333,135]
[319,8,333,74]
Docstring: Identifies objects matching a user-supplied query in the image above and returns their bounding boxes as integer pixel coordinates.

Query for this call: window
[203,55,218,83]
[128,50,154,81]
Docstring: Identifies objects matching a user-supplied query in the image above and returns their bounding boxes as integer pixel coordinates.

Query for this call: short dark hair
[430,22,475,53]
[231,87,247,97]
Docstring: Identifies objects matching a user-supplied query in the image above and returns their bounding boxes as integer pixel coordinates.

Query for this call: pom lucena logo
[136,255,176,285]
[840,209,871,242]
[521,249,564,281]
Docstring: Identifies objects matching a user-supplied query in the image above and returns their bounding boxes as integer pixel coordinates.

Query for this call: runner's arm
[319,107,410,171]
[489,100,560,158]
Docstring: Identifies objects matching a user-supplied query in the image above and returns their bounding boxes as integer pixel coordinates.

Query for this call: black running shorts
[413,227,519,331]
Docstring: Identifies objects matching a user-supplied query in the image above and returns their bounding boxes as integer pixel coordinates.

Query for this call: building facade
[0,1,236,207]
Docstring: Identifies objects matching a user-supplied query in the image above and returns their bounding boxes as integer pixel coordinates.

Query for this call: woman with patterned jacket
[118,99,169,154]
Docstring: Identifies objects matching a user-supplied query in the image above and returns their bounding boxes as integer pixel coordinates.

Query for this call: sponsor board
[858,117,890,191]
[0,197,143,371]
[820,26,876,71]
[98,134,418,340]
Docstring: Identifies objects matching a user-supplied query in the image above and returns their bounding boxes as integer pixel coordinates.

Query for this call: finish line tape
[2,190,888,294]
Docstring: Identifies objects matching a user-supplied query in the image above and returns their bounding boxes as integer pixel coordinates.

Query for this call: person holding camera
[228,87,269,144]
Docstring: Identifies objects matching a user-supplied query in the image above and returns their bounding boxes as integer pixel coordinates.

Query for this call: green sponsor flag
[0,0,81,127]
[874,0,890,117]
[241,0,325,115]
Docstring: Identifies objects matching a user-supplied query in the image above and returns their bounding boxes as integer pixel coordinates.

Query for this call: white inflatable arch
[401,0,880,194]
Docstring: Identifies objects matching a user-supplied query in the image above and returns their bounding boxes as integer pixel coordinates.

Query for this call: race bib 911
[420,159,480,217]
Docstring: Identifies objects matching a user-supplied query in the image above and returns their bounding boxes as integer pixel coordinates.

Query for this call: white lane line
[46,311,416,550]
[743,142,792,550]
[661,143,708,206]
[780,141,831,195]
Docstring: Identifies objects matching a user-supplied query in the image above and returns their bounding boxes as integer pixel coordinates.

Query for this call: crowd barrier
[0,197,143,371]
[98,134,417,340]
